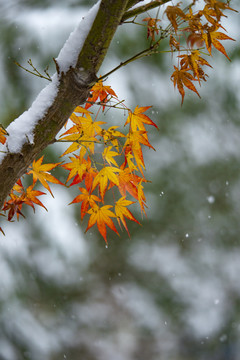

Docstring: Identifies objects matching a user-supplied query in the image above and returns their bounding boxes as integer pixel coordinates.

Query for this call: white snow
[0,74,59,163]
[56,0,100,73]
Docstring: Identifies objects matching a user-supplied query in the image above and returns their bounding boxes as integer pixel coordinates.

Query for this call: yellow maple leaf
[102,146,119,166]
[86,204,119,243]
[125,106,158,133]
[92,166,120,199]
[28,156,64,197]
[115,197,140,236]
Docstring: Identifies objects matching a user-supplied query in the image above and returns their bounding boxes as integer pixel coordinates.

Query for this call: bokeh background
[0,1,239,359]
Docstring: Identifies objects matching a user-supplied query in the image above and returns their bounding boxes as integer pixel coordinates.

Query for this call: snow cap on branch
[0,74,59,161]
[56,1,101,74]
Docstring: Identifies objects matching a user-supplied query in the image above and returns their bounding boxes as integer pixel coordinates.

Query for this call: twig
[14,59,52,81]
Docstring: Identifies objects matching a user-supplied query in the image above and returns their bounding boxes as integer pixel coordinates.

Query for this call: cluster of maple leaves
[0,82,158,242]
[144,0,236,103]
[0,0,236,242]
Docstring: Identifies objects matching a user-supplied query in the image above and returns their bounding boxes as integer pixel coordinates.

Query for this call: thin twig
[14,59,52,81]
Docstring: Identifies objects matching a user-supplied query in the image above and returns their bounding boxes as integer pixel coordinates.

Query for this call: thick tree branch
[0,0,129,209]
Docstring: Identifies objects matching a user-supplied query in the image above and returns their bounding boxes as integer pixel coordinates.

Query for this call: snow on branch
[56,1,101,73]
[0,75,59,162]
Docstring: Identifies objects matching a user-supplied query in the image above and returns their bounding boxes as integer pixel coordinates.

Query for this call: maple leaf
[124,130,155,174]
[142,17,160,41]
[86,204,119,243]
[169,34,180,51]
[62,155,89,183]
[70,187,101,220]
[74,106,92,115]
[117,168,140,199]
[60,113,104,156]
[115,197,140,236]
[85,79,117,111]
[137,180,148,216]
[0,125,7,145]
[12,178,25,193]
[2,193,25,221]
[178,50,212,83]
[165,3,186,32]
[116,167,148,201]
[23,185,47,211]
[204,0,237,21]
[202,29,235,61]
[124,153,138,172]
[102,146,119,166]
[171,65,200,104]
[65,155,97,191]
[28,156,64,197]
[92,166,121,200]
[187,32,205,48]
[101,126,126,151]
[125,106,158,134]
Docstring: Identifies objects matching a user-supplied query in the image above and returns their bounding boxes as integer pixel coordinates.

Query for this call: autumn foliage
[0,0,236,242]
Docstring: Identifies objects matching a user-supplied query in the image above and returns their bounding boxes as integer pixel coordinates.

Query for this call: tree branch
[0,0,129,209]
[126,0,144,10]
[122,0,171,22]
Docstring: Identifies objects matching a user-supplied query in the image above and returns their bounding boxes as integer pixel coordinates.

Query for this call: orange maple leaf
[202,29,235,61]
[115,196,140,236]
[28,156,64,197]
[23,184,47,211]
[86,204,119,243]
[142,17,160,41]
[178,50,212,83]
[203,0,237,22]
[171,65,200,104]
[85,79,117,111]
[165,3,186,32]
[117,168,140,199]
[169,34,180,51]
[70,187,101,220]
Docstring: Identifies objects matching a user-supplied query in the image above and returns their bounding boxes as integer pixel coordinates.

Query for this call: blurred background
[0,0,239,359]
